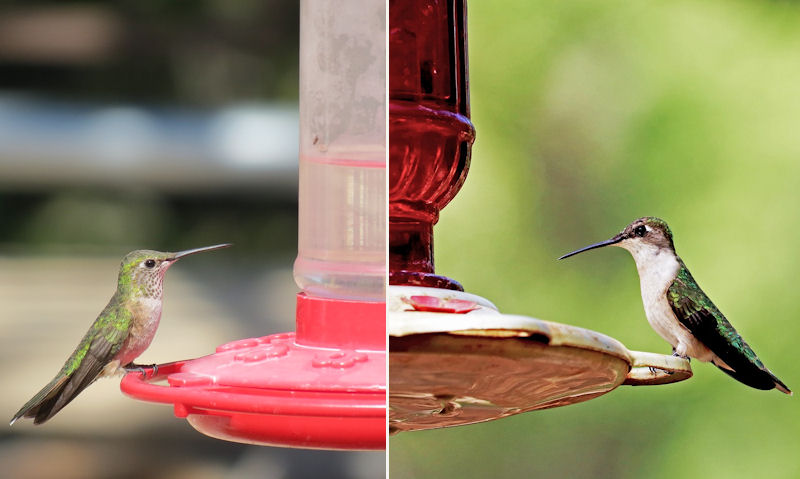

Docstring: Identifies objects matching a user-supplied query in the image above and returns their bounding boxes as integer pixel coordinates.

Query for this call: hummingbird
[10,243,231,425]
[560,217,790,394]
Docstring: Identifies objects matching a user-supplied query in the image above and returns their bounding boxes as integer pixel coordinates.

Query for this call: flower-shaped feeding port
[389,286,692,433]
[122,0,387,450]
[122,294,385,449]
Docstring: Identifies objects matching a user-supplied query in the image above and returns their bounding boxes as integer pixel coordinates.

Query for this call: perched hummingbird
[560,217,790,394]
[10,244,231,425]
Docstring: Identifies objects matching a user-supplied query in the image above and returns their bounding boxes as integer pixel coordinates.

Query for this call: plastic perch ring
[121,293,386,450]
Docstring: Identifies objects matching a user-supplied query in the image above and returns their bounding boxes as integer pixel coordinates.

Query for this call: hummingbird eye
[144,259,157,268]
[634,225,647,237]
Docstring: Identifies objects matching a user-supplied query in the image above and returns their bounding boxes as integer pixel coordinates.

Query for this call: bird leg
[124,362,159,377]
[647,347,687,376]
[671,350,691,362]
[672,346,691,362]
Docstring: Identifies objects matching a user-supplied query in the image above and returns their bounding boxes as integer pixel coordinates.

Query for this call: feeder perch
[388,0,692,433]
[389,286,691,433]
[121,0,387,450]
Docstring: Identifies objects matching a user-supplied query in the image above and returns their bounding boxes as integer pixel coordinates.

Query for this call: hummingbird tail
[9,362,104,425]
[714,363,791,395]
[773,377,792,396]
[10,375,71,425]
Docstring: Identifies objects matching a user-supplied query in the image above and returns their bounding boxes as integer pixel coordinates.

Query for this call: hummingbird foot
[671,350,691,362]
[124,362,158,378]
[648,366,675,376]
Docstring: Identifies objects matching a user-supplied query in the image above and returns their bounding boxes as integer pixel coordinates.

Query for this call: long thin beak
[558,233,624,260]
[170,243,232,261]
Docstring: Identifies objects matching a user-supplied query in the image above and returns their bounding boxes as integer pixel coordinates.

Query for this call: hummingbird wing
[668,260,790,394]
[10,300,133,425]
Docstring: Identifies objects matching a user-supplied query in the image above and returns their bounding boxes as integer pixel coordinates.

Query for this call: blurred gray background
[0,1,383,477]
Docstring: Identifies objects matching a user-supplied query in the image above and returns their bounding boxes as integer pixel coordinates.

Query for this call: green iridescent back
[667,258,765,369]
[61,293,133,376]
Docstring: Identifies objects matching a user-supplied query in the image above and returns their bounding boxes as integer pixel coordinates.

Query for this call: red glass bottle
[389,0,475,290]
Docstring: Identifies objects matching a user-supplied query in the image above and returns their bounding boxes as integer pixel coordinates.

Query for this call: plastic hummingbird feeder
[121,0,387,450]
[388,0,692,434]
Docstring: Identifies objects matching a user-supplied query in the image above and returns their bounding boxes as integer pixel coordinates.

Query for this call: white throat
[618,240,680,294]
[617,239,688,353]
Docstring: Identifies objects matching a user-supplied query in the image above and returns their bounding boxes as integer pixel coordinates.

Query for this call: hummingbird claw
[648,366,676,376]
[671,350,691,361]
[124,363,158,378]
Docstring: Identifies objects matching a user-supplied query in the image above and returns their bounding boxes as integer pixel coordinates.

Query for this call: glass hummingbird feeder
[121,0,387,450]
[388,0,692,434]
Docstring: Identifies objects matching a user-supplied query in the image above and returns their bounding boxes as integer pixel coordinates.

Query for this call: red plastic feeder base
[120,294,386,450]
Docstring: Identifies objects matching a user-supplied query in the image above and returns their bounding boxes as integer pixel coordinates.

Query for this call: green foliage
[392,0,800,477]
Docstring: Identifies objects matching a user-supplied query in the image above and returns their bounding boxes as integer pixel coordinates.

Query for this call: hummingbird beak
[169,243,232,261]
[558,233,625,260]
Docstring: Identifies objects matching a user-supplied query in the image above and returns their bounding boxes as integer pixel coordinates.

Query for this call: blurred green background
[391,0,799,478]
[0,1,382,478]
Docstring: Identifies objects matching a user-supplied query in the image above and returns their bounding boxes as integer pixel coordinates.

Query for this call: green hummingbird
[10,244,231,425]
[560,217,790,394]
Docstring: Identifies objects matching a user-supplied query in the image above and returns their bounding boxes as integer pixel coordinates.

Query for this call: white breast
[620,241,715,361]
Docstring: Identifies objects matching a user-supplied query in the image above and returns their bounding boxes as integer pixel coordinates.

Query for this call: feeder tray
[389,286,692,433]
[121,293,386,450]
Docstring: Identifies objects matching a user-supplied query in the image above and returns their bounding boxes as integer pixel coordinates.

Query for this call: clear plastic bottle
[293,0,386,301]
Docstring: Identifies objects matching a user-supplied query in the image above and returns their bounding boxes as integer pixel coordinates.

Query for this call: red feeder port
[121,294,385,450]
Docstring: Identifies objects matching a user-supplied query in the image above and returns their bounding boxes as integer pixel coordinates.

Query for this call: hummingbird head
[118,244,231,298]
[559,217,676,261]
